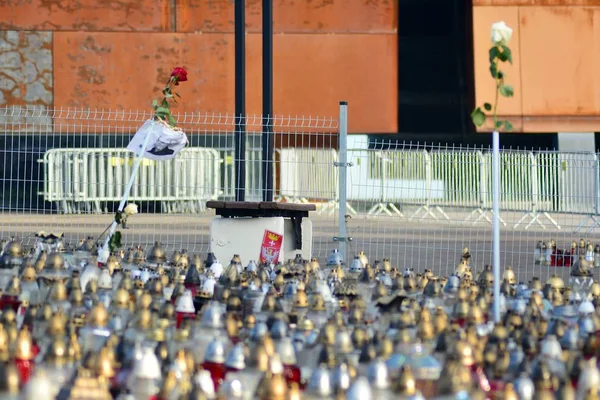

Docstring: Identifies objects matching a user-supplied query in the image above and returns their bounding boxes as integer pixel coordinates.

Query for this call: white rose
[490,21,513,46]
[123,203,138,216]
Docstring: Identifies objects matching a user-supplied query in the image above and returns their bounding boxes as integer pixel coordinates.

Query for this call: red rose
[171,67,188,85]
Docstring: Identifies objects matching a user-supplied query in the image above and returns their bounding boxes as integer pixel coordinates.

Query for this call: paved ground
[2,206,600,283]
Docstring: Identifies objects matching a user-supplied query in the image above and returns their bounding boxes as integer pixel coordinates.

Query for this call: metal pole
[492,129,501,323]
[594,153,599,216]
[338,101,349,260]
[262,0,274,202]
[235,0,246,202]
[99,127,154,263]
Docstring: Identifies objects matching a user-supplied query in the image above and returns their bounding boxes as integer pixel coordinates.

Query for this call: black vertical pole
[235,0,246,202]
[262,0,274,202]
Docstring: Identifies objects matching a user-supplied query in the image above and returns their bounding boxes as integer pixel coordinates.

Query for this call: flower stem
[95,222,113,248]
[492,54,500,130]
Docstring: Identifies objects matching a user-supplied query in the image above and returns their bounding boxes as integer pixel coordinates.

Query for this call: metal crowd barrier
[345,148,600,230]
[39,148,220,214]
[39,146,600,230]
[217,148,264,201]
[278,148,339,206]
[346,149,438,217]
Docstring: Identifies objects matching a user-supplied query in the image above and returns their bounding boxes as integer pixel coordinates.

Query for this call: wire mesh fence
[342,136,600,284]
[0,106,338,254]
[2,105,600,284]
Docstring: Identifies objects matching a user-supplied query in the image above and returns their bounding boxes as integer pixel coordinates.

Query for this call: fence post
[530,152,538,215]
[478,151,488,209]
[492,131,501,323]
[595,153,600,216]
[337,101,349,260]
[424,151,432,209]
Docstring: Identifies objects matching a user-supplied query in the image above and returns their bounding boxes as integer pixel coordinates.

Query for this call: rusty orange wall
[473,0,600,132]
[0,0,398,134]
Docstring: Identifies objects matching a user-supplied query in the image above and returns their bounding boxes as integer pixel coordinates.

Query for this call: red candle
[15,358,34,385]
[489,379,505,398]
[0,295,21,313]
[31,342,40,358]
[454,317,467,328]
[175,311,195,329]
[14,328,35,386]
[201,361,227,391]
[175,290,196,328]
[283,364,302,386]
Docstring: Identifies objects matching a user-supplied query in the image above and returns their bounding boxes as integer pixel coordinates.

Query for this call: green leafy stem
[96,211,126,253]
[114,210,123,225]
[108,231,122,253]
[471,44,515,132]
[153,77,181,127]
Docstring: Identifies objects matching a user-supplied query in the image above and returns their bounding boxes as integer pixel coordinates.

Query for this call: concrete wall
[0,0,398,134]
[473,0,600,133]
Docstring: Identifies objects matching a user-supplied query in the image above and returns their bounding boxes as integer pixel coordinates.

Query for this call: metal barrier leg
[464,208,507,226]
[410,205,450,221]
[368,203,393,216]
[282,196,308,205]
[465,208,484,222]
[410,205,437,220]
[513,209,561,230]
[367,202,404,217]
[575,155,600,233]
[585,217,600,234]
[346,202,357,216]
[318,200,336,215]
[574,215,600,234]
[389,203,404,216]
[434,206,450,220]
[318,200,357,216]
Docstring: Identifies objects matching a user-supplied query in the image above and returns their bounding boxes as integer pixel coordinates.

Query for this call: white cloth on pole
[127,119,188,161]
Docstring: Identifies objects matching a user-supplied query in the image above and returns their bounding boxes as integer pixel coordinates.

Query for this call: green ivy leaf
[499,84,514,97]
[495,120,504,128]
[470,107,486,127]
[484,103,492,111]
[504,121,514,131]
[161,98,169,107]
[501,45,513,64]
[489,47,500,63]
[156,106,170,115]
[152,99,158,109]
[490,63,498,79]
[108,231,122,253]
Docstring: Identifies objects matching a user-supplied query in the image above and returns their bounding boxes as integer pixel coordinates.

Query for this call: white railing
[38,145,600,231]
[278,148,338,204]
[39,147,220,213]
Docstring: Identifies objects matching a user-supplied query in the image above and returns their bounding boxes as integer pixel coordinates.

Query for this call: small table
[206,201,316,263]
